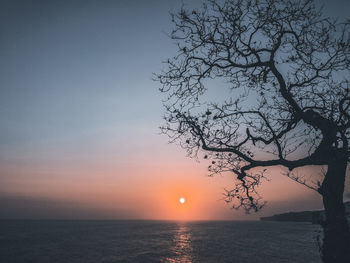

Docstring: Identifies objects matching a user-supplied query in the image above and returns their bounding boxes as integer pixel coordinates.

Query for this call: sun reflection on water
[164,223,193,263]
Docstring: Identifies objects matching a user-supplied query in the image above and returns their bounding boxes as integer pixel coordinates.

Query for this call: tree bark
[321,156,350,263]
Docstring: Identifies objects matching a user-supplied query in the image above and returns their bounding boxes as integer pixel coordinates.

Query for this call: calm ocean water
[0,220,322,263]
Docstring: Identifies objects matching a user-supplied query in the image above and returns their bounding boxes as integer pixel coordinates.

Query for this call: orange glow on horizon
[0,154,324,221]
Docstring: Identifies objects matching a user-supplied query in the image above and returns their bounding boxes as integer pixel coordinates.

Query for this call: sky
[0,0,349,220]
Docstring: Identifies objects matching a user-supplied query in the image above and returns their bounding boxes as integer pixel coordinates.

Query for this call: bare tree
[156,0,350,262]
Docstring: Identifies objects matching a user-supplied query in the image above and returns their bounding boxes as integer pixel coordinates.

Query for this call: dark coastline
[260,201,350,224]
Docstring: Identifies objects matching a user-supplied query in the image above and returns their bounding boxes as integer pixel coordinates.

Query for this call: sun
[179,197,186,204]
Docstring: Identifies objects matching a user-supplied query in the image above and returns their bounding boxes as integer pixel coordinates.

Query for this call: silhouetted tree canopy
[157,1,350,260]
[157,0,350,212]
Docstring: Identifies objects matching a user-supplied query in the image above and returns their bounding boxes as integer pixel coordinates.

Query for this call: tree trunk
[320,156,350,263]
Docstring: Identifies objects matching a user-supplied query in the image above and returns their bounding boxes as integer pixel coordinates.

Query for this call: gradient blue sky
[0,0,349,220]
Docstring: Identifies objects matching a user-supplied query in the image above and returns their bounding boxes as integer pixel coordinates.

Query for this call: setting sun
[179,197,186,204]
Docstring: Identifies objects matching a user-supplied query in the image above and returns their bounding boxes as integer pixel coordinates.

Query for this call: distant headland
[260,201,350,224]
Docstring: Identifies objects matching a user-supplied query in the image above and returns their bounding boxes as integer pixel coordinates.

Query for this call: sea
[0,220,322,263]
